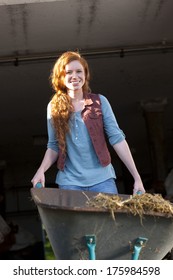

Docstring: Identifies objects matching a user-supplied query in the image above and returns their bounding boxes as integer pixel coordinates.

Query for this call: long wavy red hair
[50,51,91,154]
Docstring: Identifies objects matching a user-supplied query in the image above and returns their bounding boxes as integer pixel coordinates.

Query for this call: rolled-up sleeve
[47,102,59,153]
[100,95,125,146]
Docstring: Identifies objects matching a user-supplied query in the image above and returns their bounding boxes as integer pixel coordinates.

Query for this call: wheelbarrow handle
[136,191,142,194]
[35,182,43,188]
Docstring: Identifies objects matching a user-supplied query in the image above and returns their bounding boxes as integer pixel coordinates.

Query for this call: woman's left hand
[133,178,146,194]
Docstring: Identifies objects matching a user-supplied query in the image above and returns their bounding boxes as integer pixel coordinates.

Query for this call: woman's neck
[68,90,84,112]
[68,89,83,102]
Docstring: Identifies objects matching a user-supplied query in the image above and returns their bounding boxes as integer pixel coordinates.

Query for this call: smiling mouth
[71,81,80,85]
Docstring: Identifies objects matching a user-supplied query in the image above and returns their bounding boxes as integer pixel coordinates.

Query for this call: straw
[87,193,173,220]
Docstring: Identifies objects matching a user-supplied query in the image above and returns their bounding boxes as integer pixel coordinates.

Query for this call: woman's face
[64,60,85,93]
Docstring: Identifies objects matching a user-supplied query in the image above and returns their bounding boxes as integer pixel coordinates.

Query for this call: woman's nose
[71,71,78,79]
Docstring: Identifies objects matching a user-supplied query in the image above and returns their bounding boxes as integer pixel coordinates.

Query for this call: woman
[31,51,145,194]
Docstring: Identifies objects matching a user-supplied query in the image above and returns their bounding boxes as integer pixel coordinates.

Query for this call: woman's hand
[31,148,58,188]
[31,168,45,188]
[113,140,146,195]
[133,178,146,194]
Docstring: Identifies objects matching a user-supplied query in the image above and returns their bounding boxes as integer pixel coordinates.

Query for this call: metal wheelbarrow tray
[31,188,173,260]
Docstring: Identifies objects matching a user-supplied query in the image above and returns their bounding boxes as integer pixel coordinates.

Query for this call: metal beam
[0,44,173,65]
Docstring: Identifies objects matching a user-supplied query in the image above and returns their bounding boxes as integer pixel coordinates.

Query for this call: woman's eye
[66,70,82,75]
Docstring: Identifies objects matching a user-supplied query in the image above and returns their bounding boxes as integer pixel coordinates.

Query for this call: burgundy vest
[57,93,111,170]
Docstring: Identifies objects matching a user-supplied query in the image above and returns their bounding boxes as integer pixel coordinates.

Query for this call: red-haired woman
[31,51,145,194]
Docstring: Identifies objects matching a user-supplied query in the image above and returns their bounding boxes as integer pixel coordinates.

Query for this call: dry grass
[87,193,173,220]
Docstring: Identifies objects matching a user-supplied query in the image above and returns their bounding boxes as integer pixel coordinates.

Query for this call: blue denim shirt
[47,94,125,187]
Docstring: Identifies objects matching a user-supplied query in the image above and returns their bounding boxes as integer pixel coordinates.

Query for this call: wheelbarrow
[30,187,173,260]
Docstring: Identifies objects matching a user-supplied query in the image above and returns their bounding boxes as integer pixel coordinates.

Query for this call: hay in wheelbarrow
[87,193,173,220]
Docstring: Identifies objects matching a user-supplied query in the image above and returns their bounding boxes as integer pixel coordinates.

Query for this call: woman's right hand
[31,148,58,188]
[31,168,45,188]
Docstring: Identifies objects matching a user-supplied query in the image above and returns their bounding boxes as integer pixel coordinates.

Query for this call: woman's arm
[113,139,145,194]
[31,102,59,188]
[31,148,58,187]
